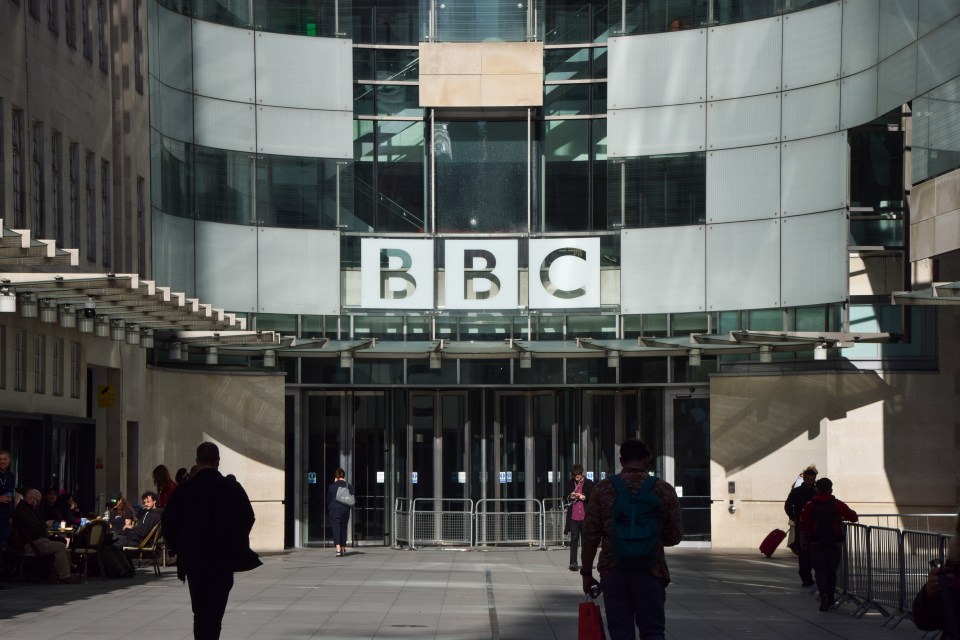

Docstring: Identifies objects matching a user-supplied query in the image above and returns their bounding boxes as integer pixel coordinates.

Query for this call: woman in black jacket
[564,464,594,572]
[327,468,354,557]
[912,512,960,639]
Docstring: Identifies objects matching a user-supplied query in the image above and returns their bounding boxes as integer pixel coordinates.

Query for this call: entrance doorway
[665,389,711,543]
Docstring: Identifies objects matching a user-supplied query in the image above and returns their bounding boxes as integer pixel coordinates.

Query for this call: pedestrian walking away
[784,464,818,585]
[580,439,683,640]
[565,463,594,572]
[798,477,858,612]
[328,468,355,557]
[162,442,260,640]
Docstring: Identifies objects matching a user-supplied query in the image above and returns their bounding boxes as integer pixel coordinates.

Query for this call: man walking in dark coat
[162,442,258,640]
[784,465,817,587]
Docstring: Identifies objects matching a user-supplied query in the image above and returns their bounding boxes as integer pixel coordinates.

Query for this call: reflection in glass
[256,155,348,229]
[254,0,349,37]
[436,120,526,233]
[377,121,425,232]
[194,146,252,224]
[193,0,251,26]
[428,0,529,42]
[545,120,590,231]
[353,0,421,45]
[616,153,706,228]
[376,85,423,117]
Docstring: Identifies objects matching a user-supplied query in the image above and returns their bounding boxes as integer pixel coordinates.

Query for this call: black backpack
[812,498,843,545]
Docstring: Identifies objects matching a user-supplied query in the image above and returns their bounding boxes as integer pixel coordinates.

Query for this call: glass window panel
[436,120,526,233]
[747,309,782,331]
[354,48,375,80]
[620,357,668,383]
[378,49,419,82]
[193,0,252,26]
[460,359,510,384]
[536,315,564,339]
[514,358,564,384]
[256,313,297,333]
[545,120,590,232]
[435,316,458,339]
[620,152,706,228]
[544,83,589,117]
[717,310,742,334]
[407,360,458,384]
[431,0,528,42]
[194,146,253,224]
[545,48,590,81]
[849,121,905,209]
[593,119,609,228]
[354,85,376,116]
[592,82,607,114]
[622,314,669,338]
[353,359,404,384]
[256,155,344,229]
[460,316,512,340]
[566,358,615,384]
[849,217,904,247]
[671,312,710,335]
[301,358,350,384]
[153,133,190,217]
[301,315,326,338]
[792,305,830,332]
[254,0,346,37]
[545,2,592,44]
[377,121,425,232]
[352,120,376,231]
[353,315,405,339]
[353,0,419,45]
[567,315,617,339]
[593,47,607,79]
[376,85,423,117]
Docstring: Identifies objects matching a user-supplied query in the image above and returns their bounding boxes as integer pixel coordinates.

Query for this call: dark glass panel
[544,48,590,81]
[378,48,419,81]
[544,83,590,117]
[256,155,343,229]
[407,360,458,384]
[376,85,422,117]
[619,357,668,383]
[354,84,376,116]
[354,48,375,80]
[301,358,351,383]
[513,357,564,384]
[193,146,252,224]
[460,359,510,384]
[849,113,904,210]
[193,0,251,26]
[617,152,706,228]
[376,121,425,232]
[352,359,404,384]
[544,120,590,231]
[566,358,615,384]
[253,0,348,37]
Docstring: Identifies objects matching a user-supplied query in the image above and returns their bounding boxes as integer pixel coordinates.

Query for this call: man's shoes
[568,564,579,571]
[818,597,830,612]
[59,575,81,584]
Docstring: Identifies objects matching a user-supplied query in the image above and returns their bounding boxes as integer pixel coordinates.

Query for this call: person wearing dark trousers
[799,477,858,611]
[784,465,818,587]
[564,464,594,571]
[162,442,257,640]
[327,468,354,557]
[912,511,960,638]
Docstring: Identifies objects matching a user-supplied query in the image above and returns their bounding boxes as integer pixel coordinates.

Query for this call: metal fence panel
[842,523,870,609]
[866,526,903,619]
[542,498,568,548]
[899,530,943,627]
[411,499,474,549]
[475,499,544,548]
[394,498,411,548]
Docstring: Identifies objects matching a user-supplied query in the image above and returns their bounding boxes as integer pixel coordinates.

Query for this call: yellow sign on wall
[97,385,116,408]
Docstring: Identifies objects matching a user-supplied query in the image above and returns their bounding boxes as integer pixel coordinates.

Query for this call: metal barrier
[857,513,956,534]
[864,526,902,620]
[542,498,569,548]
[393,498,411,549]
[896,530,944,628]
[410,499,474,550]
[475,499,545,549]
[840,523,870,612]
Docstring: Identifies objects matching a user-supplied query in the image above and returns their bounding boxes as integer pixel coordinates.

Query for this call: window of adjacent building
[66,0,76,49]
[52,337,63,396]
[97,0,107,72]
[14,329,27,392]
[31,120,45,234]
[34,334,46,393]
[137,175,146,276]
[51,130,63,241]
[70,342,81,398]
[69,142,80,247]
[86,151,96,262]
[48,0,59,34]
[133,0,143,94]
[12,107,26,228]
[101,159,111,268]
[82,0,92,61]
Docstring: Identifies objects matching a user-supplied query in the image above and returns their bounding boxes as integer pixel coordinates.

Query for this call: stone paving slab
[0,547,930,639]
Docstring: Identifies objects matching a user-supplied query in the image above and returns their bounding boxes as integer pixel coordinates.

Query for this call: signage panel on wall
[360,238,434,309]
[444,239,519,309]
[528,237,600,309]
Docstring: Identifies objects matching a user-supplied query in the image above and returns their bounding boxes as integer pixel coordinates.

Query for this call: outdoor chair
[122,523,162,577]
[70,520,109,582]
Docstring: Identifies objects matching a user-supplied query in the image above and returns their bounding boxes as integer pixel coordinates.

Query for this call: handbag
[335,485,356,507]
[577,594,606,640]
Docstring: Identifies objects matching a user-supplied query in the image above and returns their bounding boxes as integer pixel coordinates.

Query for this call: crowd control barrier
[475,499,545,548]
[410,499,474,550]
[543,498,569,547]
[839,520,954,628]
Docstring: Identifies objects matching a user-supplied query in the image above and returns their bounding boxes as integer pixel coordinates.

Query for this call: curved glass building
[148,1,960,548]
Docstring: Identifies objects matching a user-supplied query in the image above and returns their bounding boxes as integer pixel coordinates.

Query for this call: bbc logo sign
[360,238,600,310]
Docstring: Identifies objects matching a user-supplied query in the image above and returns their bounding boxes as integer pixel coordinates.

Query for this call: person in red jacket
[153,464,178,508]
[799,477,858,611]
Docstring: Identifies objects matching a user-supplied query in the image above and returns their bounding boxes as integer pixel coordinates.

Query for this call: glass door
[582,390,639,482]
[664,389,711,543]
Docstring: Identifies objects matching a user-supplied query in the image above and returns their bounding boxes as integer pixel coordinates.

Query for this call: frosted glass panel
[608,31,706,109]
[840,68,879,129]
[620,227,705,314]
[194,96,256,152]
[195,221,258,312]
[256,107,353,159]
[919,0,960,36]
[782,81,840,140]
[841,0,880,75]
[706,145,780,223]
[255,33,352,110]
[607,104,705,157]
[781,133,846,216]
[782,2,841,89]
[706,220,780,311]
[157,5,193,93]
[877,42,917,115]
[707,18,782,100]
[917,16,960,95]
[151,209,195,297]
[780,210,847,307]
[192,21,255,103]
[879,0,919,59]
[153,81,194,143]
[258,228,340,315]
[706,94,780,149]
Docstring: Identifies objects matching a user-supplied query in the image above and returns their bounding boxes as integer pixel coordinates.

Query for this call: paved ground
[0,546,930,639]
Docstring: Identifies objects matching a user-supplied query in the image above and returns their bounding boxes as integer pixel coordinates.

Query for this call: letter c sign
[528,238,600,309]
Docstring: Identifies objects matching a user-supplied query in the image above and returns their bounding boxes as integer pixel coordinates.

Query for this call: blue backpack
[609,475,661,569]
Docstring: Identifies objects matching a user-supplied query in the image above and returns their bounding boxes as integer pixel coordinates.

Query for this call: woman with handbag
[327,468,355,557]
[564,464,594,572]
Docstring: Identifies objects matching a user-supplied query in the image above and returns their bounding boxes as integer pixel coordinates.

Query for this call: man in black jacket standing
[784,466,818,587]
[162,442,257,640]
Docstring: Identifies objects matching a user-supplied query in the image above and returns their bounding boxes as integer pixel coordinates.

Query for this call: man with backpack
[798,477,858,611]
[580,439,683,640]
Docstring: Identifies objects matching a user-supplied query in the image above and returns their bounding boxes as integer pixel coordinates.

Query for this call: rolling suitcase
[760,528,787,557]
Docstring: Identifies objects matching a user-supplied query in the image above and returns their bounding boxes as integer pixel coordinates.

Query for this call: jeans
[187,569,235,640]
[810,543,843,602]
[601,567,667,640]
[568,519,583,566]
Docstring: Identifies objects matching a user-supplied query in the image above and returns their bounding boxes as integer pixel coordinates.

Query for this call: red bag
[760,528,787,557]
[578,597,606,640]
